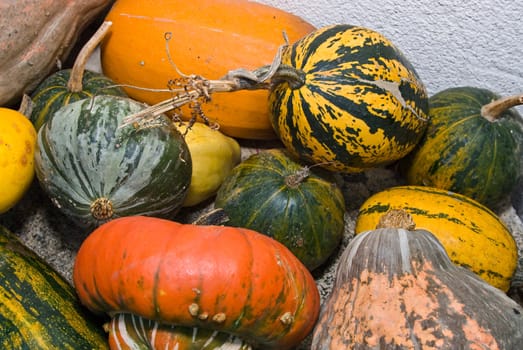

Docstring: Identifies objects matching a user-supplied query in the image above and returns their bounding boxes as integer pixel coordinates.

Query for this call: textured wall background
[258,0,523,112]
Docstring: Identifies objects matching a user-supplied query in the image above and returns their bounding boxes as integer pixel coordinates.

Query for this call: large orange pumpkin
[100,0,315,139]
[73,215,320,349]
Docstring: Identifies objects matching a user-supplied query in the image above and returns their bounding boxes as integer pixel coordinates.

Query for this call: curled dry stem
[119,40,287,129]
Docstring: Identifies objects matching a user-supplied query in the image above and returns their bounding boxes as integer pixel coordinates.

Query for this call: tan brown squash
[312,209,523,349]
[0,0,113,106]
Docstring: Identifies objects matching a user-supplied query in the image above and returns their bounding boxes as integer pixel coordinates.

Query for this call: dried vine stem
[120,40,286,129]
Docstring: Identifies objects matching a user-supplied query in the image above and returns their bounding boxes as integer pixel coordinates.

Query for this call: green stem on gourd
[67,21,113,93]
[481,93,523,122]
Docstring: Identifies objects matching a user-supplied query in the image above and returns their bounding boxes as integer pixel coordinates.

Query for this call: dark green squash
[0,224,108,349]
[400,87,523,209]
[30,21,126,131]
[268,24,429,173]
[35,95,192,228]
[214,148,345,270]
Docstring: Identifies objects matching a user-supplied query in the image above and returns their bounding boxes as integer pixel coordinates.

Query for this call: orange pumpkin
[100,0,315,139]
[73,215,320,349]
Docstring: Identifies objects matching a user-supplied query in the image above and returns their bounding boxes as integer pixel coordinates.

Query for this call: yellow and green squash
[268,24,429,173]
[400,87,523,209]
[0,224,108,349]
[355,185,518,291]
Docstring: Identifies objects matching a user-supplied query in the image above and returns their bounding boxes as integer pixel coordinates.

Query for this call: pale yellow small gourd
[0,108,37,213]
[176,122,241,207]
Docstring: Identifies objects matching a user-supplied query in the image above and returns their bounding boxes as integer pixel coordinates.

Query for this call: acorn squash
[355,185,518,291]
[30,21,126,131]
[268,24,429,172]
[400,87,523,209]
[34,95,192,227]
[214,148,346,270]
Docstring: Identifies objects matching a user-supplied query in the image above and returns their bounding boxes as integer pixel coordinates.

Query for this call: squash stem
[376,209,416,230]
[481,94,523,122]
[67,21,113,93]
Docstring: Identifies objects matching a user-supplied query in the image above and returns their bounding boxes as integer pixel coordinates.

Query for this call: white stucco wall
[257,0,523,112]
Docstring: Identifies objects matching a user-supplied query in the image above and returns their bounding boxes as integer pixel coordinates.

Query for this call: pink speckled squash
[311,210,523,349]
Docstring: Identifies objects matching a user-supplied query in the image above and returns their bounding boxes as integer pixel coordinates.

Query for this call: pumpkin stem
[269,64,306,89]
[285,167,310,188]
[481,93,523,122]
[376,209,416,230]
[67,21,113,93]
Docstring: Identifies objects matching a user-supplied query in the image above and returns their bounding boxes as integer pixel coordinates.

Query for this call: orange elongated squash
[100,0,315,139]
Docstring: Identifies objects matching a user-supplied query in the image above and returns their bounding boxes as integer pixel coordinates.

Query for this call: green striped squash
[109,313,252,349]
[400,87,523,209]
[0,224,108,349]
[355,185,518,291]
[268,24,429,173]
[35,95,192,228]
[214,148,346,270]
[30,69,126,131]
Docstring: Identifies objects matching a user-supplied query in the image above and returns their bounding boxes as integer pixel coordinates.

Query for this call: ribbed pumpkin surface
[30,69,126,131]
[0,224,108,349]
[214,149,346,270]
[401,87,523,209]
[73,216,320,349]
[35,96,192,227]
[355,185,518,291]
[269,24,429,172]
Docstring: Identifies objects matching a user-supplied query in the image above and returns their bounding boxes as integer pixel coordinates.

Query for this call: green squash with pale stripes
[214,148,345,271]
[0,224,108,349]
[35,95,192,228]
[400,86,523,209]
[268,24,429,173]
[30,69,126,131]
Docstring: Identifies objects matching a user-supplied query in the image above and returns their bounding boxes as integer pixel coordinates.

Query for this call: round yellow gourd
[0,108,37,213]
[176,122,241,207]
[355,185,518,291]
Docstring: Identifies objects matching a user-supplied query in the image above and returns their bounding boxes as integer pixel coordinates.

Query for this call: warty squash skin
[73,215,321,349]
[268,24,429,172]
[100,0,316,140]
[400,87,523,209]
[0,224,108,349]
[35,95,192,227]
[355,185,518,291]
[311,210,523,349]
[0,0,114,106]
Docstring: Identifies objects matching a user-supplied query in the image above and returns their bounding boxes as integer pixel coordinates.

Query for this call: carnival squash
[355,185,518,291]
[400,87,523,209]
[73,215,320,349]
[35,96,192,227]
[30,21,126,131]
[100,0,315,139]
[0,224,108,349]
[0,0,114,106]
[268,24,429,172]
[214,148,346,270]
[312,209,523,349]
[176,122,241,207]
[0,106,36,214]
